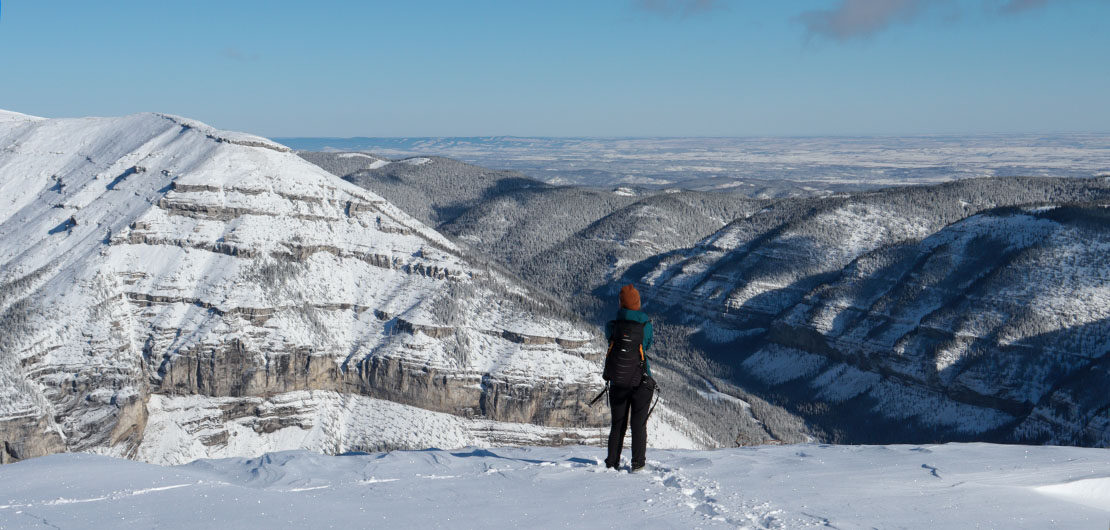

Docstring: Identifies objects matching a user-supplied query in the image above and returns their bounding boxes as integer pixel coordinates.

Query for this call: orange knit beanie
[619,284,641,311]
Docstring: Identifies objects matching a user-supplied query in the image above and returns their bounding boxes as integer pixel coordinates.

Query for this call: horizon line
[272,132,1110,141]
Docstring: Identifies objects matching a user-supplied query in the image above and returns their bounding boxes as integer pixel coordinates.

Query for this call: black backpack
[604,319,646,388]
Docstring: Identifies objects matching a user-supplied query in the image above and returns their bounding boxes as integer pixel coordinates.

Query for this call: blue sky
[0,0,1107,136]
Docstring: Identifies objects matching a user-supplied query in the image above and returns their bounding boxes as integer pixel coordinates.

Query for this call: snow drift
[0,443,1107,528]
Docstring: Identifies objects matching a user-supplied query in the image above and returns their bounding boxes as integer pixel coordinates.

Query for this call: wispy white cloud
[797,0,1072,41]
[797,0,937,41]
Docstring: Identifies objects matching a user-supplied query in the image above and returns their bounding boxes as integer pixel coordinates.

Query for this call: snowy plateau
[278,135,1110,194]
[1,444,1109,529]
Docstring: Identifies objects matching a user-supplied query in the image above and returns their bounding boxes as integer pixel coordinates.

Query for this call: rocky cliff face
[0,110,627,464]
[630,179,1110,445]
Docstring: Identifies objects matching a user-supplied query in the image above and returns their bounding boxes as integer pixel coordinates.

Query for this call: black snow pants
[605,378,655,468]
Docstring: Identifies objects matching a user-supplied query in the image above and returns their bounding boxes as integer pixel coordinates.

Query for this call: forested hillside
[627,177,1110,445]
[304,150,1110,447]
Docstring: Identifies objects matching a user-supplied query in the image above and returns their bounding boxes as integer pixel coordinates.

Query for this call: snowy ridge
[0,109,44,123]
[633,181,1110,445]
[156,113,291,153]
[0,110,700,464]
[1,443,1107,528]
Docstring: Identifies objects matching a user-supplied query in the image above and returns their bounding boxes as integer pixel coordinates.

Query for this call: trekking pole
[588,382,609,407]
[645,384,661,421]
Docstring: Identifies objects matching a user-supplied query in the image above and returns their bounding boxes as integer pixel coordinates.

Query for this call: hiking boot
[604,458,619,470]
[630,463,646,473]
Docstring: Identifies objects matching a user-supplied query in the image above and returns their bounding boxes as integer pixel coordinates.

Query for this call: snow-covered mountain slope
[336,154,546,227]
[298,151,758,303]
[314,148,1110,448]
[0,111,710,464]
[630,178,1110,445]
[519,191,761,315]
[128,390,709,466]
[294,151,390,178]
[2,443,1108,529]
[302,150,759,316]
[301,152,808,447]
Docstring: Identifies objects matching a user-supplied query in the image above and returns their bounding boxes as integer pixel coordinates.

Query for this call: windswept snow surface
[1,443,1108,529]
[128,392,703,466]
[0,110,44,123]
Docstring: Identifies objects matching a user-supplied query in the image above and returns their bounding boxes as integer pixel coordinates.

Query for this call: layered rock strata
[0,111,609,463]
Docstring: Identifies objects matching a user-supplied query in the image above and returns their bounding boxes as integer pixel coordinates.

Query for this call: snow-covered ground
[121,391,705,466]
[1,443,1107,529]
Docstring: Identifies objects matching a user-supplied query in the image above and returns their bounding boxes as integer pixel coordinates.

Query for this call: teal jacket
[605,308,653,376]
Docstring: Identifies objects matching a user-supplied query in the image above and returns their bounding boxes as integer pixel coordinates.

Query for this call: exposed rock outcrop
[0,111,613,464]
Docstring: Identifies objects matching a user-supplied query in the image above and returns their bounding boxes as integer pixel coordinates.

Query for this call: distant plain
[277,135,1110,194]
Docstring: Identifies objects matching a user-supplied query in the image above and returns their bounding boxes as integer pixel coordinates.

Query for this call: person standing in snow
[603,284,656,472]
